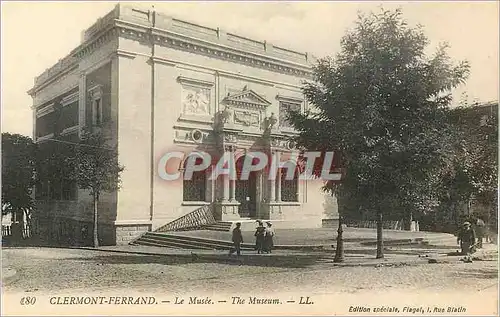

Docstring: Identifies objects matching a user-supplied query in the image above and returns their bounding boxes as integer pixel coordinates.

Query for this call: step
[141,234,252,249]
[146,232,235,246]
[201,225,231,230]
[134,237,214,250]
[137,233,255,251]
[132,239,210,250]
[140,232,331,251]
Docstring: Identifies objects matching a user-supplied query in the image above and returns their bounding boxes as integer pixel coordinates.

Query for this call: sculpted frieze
[233,110,259,127]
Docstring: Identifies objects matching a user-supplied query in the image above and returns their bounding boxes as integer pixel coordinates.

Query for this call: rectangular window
[281,169,299,202]
[279,101,301,129]
[183,171,207,202]
[62,180,77,201]
[93,98,102,126]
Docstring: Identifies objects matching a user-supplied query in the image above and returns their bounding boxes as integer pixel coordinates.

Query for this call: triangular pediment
[223,89,271,109]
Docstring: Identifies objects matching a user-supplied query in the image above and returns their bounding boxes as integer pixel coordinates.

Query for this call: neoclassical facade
[29,4,338,245]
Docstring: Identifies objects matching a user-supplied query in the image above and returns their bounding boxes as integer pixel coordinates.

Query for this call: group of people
[229,220,275,256]
[456,216,492,259]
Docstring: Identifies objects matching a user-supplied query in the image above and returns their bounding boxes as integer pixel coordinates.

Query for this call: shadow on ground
[60,252,327,269]
[456,268,498,279]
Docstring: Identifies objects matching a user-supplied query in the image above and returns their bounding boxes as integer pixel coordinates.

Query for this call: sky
[1,1,498,137]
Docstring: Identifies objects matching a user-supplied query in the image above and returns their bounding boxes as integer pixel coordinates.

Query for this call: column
[222,147,230,202]
[276,167,282,202]
[229,149,236,201]
[223,175,230,202]
[269,151,277,202]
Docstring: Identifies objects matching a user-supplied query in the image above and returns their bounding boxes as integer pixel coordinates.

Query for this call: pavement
[56,240,498,268]
[1,267,17,283]
[172,227,457,246]
[2,246,497,303]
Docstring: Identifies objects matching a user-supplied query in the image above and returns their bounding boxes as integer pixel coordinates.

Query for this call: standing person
[263,221,275,254]
[457,221,476,257]
[229,222,243,256]
[254,220,265,254]
[475,217,486,248]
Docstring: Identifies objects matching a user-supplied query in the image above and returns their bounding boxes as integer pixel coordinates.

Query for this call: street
[2,247,496,293]
[2,247,498,315]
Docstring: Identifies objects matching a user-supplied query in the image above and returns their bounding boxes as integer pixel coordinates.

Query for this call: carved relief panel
[178,77,214,117]
[221,85,271,131]
[233,110,260,127]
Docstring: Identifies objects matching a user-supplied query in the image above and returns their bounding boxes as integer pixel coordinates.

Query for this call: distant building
[460,101,498,219]
[28,4,338,245]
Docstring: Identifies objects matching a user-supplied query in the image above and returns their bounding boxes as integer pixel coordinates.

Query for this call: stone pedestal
[266,202,284,220]
[214,201,241,221]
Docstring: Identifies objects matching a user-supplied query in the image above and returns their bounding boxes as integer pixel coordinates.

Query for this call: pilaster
[78,72,86,137]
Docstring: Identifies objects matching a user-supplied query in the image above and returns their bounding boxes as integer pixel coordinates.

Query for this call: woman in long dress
[254,220,266,254]
[263,222,275,253]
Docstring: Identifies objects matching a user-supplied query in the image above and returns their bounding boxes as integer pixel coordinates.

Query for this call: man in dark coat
[254,220,266,254]
[475,217,486,248]
[229,222,243,256]
[457,221,476,256]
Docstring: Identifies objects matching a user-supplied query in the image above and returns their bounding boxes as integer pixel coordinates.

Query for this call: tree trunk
[333,216,344,263]
[405,210,413,231]
[376,211,384,259]
[93,192,99,248]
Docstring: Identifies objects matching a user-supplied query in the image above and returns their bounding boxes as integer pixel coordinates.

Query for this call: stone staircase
[131,232,255,251]
[131,231,331,251]
[199,221,232,232]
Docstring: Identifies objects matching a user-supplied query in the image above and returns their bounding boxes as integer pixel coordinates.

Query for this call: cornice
[276,94,304,104]
[28,64,79,96]
[29,29,116,95]
[36,103,55,118]
[30,15,313,95]
[157,30,312,78]
[61,91,79,106]
[176,76,214,87]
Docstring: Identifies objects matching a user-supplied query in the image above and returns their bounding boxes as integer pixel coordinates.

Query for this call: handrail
[155,204,216,232]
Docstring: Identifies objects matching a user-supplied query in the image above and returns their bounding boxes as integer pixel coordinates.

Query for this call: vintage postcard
[1,1,498,316]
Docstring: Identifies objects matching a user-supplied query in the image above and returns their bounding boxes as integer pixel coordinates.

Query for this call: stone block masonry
[115,224,152,245]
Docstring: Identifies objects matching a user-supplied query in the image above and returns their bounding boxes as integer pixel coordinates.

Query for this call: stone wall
[32,214,116,246]
[115,224,151,245]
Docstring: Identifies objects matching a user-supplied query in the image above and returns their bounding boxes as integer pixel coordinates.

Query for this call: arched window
[182,156,207,202]
[280,162,299,202]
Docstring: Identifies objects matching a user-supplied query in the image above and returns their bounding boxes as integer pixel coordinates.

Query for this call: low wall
[231,219,323,232]
[322,218,339,229]
[344,219,420,231]
[116,224,151,245]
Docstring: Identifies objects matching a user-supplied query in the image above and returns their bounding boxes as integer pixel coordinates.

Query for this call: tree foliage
[73,131,123,196]
[289,8,470,239]
[1,133,36,217]
[430,102,498,231]
[71,130,124,247]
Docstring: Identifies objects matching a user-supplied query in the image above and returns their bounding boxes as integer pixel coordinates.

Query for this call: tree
[289,8,469,258]
[1,133,36,225]
[440,103,498,230]
[72,131,124,247]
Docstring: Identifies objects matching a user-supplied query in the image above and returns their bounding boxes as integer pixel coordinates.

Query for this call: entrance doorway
[235,156,258,218]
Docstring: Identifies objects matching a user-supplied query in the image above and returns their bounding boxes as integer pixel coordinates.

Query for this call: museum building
[28,4,339,245]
